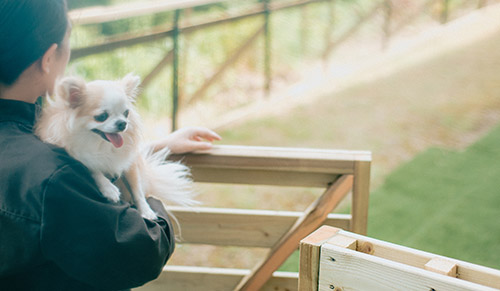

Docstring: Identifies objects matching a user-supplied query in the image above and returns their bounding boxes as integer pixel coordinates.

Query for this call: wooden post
[299,226,340,291]
[172,9,181,131]
[263,0,272,98]
[351,160,370,235]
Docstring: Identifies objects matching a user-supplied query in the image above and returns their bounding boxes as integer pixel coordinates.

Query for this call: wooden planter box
[300,226,500,291]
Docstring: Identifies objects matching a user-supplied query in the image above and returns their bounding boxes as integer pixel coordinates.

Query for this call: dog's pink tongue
[105,133,124,148]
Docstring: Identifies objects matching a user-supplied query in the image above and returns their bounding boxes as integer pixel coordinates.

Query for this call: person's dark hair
[0,0,68,86]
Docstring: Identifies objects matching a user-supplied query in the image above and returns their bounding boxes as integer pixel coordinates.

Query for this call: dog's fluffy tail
[142,147,199,207]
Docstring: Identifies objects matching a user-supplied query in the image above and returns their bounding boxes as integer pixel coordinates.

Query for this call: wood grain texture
[169,207,350,247]
[318,244,496,291]
[299,226,341,291]
[235,175,354,291]
[69,0,223,25]
[136,266,298,291]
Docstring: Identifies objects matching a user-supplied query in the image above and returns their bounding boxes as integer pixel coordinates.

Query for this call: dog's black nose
[116,121,127,132]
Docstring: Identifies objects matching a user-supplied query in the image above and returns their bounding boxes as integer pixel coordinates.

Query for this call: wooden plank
[338,231,437,269]
[350,160,371,234]
[235,175,354,290]
[178,145,371,163]
[169,207,350,247]
[69,0,226,25]
[191,168,339,187]
[172,145,370,174]
[135,266,298,291]
[69,0,327,26]
[318,243,497,291]
[299,226,341,291]
[171,145,371,187]
[333,230,500,290]
[452,260,500,289]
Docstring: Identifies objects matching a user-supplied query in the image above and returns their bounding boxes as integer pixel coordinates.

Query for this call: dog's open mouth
[91,129,124,148]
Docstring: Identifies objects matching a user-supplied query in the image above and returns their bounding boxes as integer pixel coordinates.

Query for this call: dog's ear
[121,73,141,100]
[58,77,86,109]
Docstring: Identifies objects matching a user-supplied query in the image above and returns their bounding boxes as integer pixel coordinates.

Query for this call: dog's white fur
[35,73,196,219]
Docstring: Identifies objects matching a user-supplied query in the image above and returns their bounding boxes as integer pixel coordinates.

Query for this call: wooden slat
[191,168,339,187]
[176,145,371,165]
[235,175,354,290]
[135,266,298,291]
[172,145,370,173]
[69,0,226,25]
[318,243,497,291]
[168,207,350,247]
[170,145,370,187]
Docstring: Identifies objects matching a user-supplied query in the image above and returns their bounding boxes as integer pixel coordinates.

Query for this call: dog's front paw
[101,182,121,203]
[141,207,158,220]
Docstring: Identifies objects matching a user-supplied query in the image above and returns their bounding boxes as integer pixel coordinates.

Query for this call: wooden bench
[137,145,371,290]
[300,226,500,291]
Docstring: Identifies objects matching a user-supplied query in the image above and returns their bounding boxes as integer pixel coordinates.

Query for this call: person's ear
[40,44,59,74]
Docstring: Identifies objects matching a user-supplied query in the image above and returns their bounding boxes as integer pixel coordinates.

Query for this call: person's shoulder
[0,131,95,222]
[26,134,84,174]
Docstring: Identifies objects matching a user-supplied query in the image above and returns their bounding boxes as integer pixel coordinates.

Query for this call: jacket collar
[0,98,40,130]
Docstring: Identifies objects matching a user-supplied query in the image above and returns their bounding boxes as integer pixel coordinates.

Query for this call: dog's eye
[124,110,129,118]
[94,112,109,122]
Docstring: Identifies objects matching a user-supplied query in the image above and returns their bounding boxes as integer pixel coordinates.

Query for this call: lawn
[368,123,500,270]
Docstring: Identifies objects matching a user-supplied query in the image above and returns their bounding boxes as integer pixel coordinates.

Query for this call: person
[0,0,221,290]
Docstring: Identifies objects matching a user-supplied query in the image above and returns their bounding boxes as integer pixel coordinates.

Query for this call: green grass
[368,124,500,270]
[277,124,500,272]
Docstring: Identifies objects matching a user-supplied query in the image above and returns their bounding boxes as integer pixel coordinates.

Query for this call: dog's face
[55,73,141,150]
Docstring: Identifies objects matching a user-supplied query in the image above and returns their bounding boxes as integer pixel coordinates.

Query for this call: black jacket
[0,99,175,290]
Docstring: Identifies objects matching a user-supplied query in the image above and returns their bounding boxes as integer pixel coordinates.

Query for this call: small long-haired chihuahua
[35,73,196,219]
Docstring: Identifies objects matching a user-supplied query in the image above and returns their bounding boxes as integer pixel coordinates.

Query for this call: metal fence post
[172,9,181,131]
[264,0,271,98]
[440,0,449,24]
[323,0,335,69]
[382,0,392,50]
